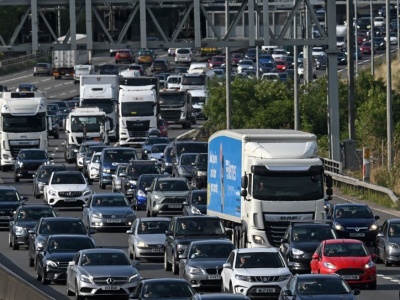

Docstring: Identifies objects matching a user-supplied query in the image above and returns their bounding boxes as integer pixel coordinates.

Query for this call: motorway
[0,51,400,299]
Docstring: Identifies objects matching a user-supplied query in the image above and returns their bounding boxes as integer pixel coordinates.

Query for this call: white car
[298,63,317,79]
[221,248,291,298]
[168,47,176,56]
[374,16,385,28]
[311,46,325,58]
[237,60,254,73]
[87,152,101,183]
[166,75,182,89]
[43,171,92,207]
[271,48,288,60]
[175,48,193,63]
[384,31,398,45]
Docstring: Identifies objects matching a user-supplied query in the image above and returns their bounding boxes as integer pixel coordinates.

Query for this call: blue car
[133,174,169,210]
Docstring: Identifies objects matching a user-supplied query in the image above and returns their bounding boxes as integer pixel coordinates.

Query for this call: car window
[0,191,19,202]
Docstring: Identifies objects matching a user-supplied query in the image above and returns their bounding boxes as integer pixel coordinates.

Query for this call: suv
[33,63,52,76]
[190,153,208,189]
[14,149,53,183]
[0,186,28,228]
[151,59,170,73]
[175,48,193,64]
[279,222,338,273]
[170,141,208,175]
[115,49,135,64]
[146,177,191,217]
[33,163,68,199]
[164,215,229,274]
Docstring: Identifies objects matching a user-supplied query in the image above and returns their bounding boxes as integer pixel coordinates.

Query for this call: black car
[8,204,56,250]
[0,186,29,228]
[160,145,173,174]
[337,52,347,65]
[35,234,96,284]
[133,174,169,210]
[28,217,93,267]
[99,64,119,75]
[170,141,208,175]
[14,149,53,182]
[279,273,360,300]
[141,137,170,160]
[315,54,327,70]
[191,153,208,189]
[327,203,380,245]
[183,190,207,216]
[259,62,277,74]
[244,48,257,61]
[32,163,68,199]
[373,37,386,50]
[192,294,250,300]
[129,278,196,300]
[279,222,338,273]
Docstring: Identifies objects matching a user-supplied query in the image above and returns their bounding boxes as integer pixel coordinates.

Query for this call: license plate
[63,199,76,202]
[107,219,121,223]
[256,288,276,293]
[152,248,163,252]
[208,275,221,280]
[168,204,182,209]
[342,275,359,280]
[350,233,365,237]
[102,286,120,290]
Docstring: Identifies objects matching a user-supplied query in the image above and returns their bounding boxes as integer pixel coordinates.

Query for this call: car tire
[229,283,233,293]
[375,247,382,263]
[164,251,171,271]
[100,181,106,189]
[41,269,49,284]
[172,255,179,275]
[384,250,391,267]
[369,280,377,290]
[66,281,74,296]
[29,254,34,267]
[76,280,84,300]
[8,233,13,247]
[35,265,42,281]
[12,239,19,250]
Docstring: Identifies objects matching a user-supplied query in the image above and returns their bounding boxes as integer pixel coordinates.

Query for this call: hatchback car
[14,149,52,183]
[175,48,193,64]
[141,137,170,160]
[208,55,225,69]
[310,239,377,289]
[237,59,254,73]
[137,49,155,65]
[76,141,106,172]
[172,152,198,180]
[16,83,38,92]
[231,53,244,66]
[0,186,28,228]
[183,190,207,216]
[33,63,52,76]
[151,59,170,73]
[115,49,135,64]
[99,64,119,75]
[375,218,400,266]
[32,163,68,199]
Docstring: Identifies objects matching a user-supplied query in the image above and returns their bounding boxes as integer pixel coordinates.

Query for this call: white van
[175,48,193,64]
[188,89,208,119]
[73,65,95,84]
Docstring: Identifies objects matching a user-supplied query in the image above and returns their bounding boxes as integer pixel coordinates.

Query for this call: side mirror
[222,263,231,269]
[126,230,133,234]
[371,253,378,262]
[377,232,384,238]
[37,246,44,251]
[183,201,189,206]
[21,196,29,201]
[73,149,79,153]
[375,215,380,220]
[353,289,361,296]
[312,253,319,260]
[68,261,75,266]
[179,254,186,259]
[165,230,173,236]
[282,290,293,296]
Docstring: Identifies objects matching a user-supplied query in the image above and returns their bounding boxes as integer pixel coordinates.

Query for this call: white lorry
[73,65,95,84]
[118,77,160,147]
[208,129,333,248]
[187,89,207,120]
[79,75,119,142]
[64,107,110,163]
[0,92,48,171]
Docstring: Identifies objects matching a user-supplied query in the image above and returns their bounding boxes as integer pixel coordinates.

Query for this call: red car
[274,59,287,72]
[231,53,244,66]
[115,50,135,64]
[208,55,225,69]
[310,239,377,289]
[360,41,373,54]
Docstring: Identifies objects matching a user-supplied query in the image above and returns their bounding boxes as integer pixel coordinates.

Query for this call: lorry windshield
[121,102,155,117]
[192,97,206,106]
[253,173,324,200]
[160,94,186,106]
[3,113,46,133]
[181,75,206,86]
[81,99,114,114]
[71,116,104,133]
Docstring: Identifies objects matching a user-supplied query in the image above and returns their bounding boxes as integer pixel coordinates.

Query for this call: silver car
[127,217,170,261]
[112,164,128,192]
[82,193,136,230]
[66,248,141,298]
[376,218,400,266]
[178,239,235,289]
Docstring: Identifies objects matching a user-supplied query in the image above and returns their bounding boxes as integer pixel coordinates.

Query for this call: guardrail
[0,52,49,67]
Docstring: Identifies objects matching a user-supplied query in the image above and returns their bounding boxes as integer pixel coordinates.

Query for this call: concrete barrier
[0,263,53,300]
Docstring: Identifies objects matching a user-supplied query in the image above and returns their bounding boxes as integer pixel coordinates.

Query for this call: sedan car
[337,52,347,65]
[191,153,208,189]
[221,248,291,299]
[129,278,195,300]
[35,234,96,284]
[82,192,136,231]
[375,218,400,266]
[178,239,235,290]
[8,204,56,250]
[0,186,29,228]
[183,190,207,216]
[279,273,360,300]
[141,137,170,160]
[360,41,373,54]
[231,53,244,66]
[151,59,170,73]
[76,141,105,172]
[99,64,119,75]
[67,248,141,298]
[33,164,67,199]
[310,239,377,289]
[14,149,53,183]
[127,217,170,261]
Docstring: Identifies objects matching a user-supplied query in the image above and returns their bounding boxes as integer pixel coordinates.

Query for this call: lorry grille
[264,221,291,247]
[162,197,186,204]
[160,110,181,122]
[126,120,150,138]
[10,143,40,159]
[58,191,83,197]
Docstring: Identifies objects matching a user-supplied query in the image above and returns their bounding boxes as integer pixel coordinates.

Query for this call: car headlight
[291,248,305,255]
[154,194,162,200]
[137,190,146,197]
[389,243,400,250]
[197,171,207,176]
[142,150,148,154]
[369,224,378,231]
[190,206,202,215]
[189,267,203,275]
[323,262,336,269]
[137,241,148,247]
[235,274,252,282]
[364,260,375,269]
[49,190,57,196]
[165,162,172,167]
[92,211,102,218]
[102,168,110,173]
[334,223,344,231]
[80,274,93,284]
[46,260,58,268]
[15,226,25,234]
[83,189,92,196]
[128,274,140,282]
[252,235,267,245]
[36,241,44,248]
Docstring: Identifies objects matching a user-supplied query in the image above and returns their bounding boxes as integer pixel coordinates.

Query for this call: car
[160,145,173,174]
[67,248,141,298]
[16,83,38,92]
[157,118,168,137]
[221,248,292,298]
[8,204,56,250]
[141,136,170,160]
[327,203,380,245]
[164,215,229,275]
[244,48,257,61]
[183,190,207,216]
[33,63,52,76]
[385,31,398,45]
[173,153,198,180]
[35,234,96,284]
[208,55,225,69]
[258,62,277,74]
[129,278,196,300]
[32,163,68,199]
[168,47,177,56]
[178,239,235,290]
[375,218,400,266]
[166,74,182,89]
[111,163,128,193]
[237,59,254,73]
[259,54,274,63]
[310,239,377,289]
[115,49,135,64]
[0,186,29,228]
[86,152,102,183]
[82,192,136,231]
[82,144,109,177]
[315,54,327,70]
[27,217,92,267]
[151,59,170,73]
[47,114,60,139]
[174,66,189,74]
[137,49,156,65]
[147,143,169,165]
[212,68,225,79]
[279,222,338,273]
[311,46,325,58]
[170,141,208,174]
[192,294,250,300]
[190,153,208,189]
[43,171,92,207]
[360,41,373,54]
[133,174,169,210]
[120,160,162,200]
[146,177,191,217]
[275,59,288,72]
[298,63,317,79]
[337,52,347,65]
[262,72,282,81]
[374,16,385,28]
[99,64,119,75]
[272,48,288,60]
[279,273,361,300]
[75,141,105,172]
[13,149,52,183]
[126,63,145,76]
[127,217,171,261]
[175,48,193,64]
[231,53,244,66]
[373,37,386,50]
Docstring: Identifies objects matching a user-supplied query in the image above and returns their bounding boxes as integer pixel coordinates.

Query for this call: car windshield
[51,173,85,184]
[292,227,336,242]
[334,206,373,218]
[39,220,86,234]
[145,138,169,146]
[180,154,197,165]
[324,243,369,257]
[155,180,190,192]
[137,220,169,234]
[296,278,351,295]
[20,151,47,160]
[103,150,137,162]
[81,252,130,266]
[92,196,129,207]
[189,243,234,259]
[17,209,55,221]
[47,237,93,253]
[176,143,208,156]
[177,218,224,235]
[142,282,193,298]
[236,252,285,268]
[127,164,160,177]
[0,191,20,202]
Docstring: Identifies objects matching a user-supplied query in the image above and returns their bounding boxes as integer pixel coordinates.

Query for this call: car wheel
[12,238,19,250]
[35,264,42,281]
[8,233,12,247]
[172,255,179,275]
[164,251,171,271]
[28,253,34,267]
[146,208,150,217]
[369,280,377,290]
[34,186,40,199]
[375,247,382,263]
[229,283,233,293]
[41,269,49,284]
[75,280,84,300]
[132,247,139,262]
[384,250,391,267]
[221,281,225,292]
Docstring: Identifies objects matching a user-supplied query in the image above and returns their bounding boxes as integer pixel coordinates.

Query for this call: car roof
[92,192,126,197]
[157,177,188,182]
[0,186,18,191]
[80,248,126,254]
[47,234,92,239]
[19,204,53,209]
[189,239,233,246]
[51,171,83,175]
[140,278,189,284]
[334,203,369,208]
[291,222,332,228]
[39,164,67,169]
[236,247,279,253]
[41,217,83,222]
[324,239,363,245]
[295,273,343,280]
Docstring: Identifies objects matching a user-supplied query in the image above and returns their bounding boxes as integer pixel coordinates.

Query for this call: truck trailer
[207,129,333,248]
